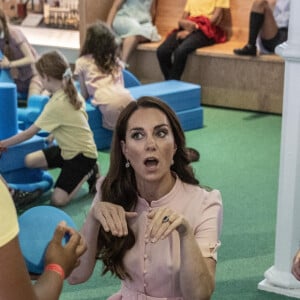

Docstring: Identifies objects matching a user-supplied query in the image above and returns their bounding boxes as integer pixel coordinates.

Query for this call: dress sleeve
[195,189,223,261]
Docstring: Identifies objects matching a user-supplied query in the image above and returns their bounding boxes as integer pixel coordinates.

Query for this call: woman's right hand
[92,201,137,237]
[44,221,87,278]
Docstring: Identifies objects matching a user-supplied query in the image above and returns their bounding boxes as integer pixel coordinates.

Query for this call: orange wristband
[45,264,65,280]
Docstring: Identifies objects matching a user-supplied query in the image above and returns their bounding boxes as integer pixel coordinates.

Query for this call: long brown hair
[0,8,13,60]
[97,96,199,279]
[80,21,120,74]
[35,50,81,109]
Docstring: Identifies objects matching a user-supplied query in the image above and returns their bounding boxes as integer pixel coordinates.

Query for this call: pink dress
[106,176,223,300]
[74,55,134,130]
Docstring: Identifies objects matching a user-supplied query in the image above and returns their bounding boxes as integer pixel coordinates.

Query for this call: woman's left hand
[145,208,191,242]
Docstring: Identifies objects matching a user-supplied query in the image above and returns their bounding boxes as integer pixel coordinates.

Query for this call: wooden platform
[80,0,285,114]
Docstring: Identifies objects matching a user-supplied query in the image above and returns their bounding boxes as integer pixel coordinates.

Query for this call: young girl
[157,0,229,80]
[0,51,99,207]
[106,0,161,65]
[0,8,43,97]
[75,21,134,131]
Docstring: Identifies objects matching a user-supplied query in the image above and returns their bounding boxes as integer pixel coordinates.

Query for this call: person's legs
[156,31,179,80]
[25,150,49,169]
[121,35,148,65]
[51,154,98,207]
[234,0,277,56]
[169,31,214,80]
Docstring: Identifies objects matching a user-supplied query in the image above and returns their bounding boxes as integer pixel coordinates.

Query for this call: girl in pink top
[75,21,134,130]
[69,96,223,299]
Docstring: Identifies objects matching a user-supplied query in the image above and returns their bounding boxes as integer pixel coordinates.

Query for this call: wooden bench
[79,0,284,114]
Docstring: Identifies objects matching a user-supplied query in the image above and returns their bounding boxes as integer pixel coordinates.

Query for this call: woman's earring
[125,160,130,168]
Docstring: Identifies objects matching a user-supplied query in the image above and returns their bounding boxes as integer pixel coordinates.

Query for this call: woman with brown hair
[69,96,222,299]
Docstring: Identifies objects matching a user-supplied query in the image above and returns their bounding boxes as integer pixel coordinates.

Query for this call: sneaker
[185,147,200,163]
[87,164,100,194]
[233,44,257,56]
[12,189,43,210]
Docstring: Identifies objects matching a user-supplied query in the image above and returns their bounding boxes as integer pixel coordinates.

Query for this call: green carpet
[39,106,295,299]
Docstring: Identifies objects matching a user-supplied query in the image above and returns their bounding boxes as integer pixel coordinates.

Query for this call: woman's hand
[92,201,137,237]
[44,221,87,278]
[145,208,192,243]
[292,250,300,281]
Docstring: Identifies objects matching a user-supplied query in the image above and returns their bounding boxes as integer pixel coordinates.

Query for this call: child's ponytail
[62,67,82,110]
[36,51,82,110]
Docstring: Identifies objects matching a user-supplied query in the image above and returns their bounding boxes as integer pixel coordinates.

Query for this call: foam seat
[18,95,50,130]
[0,133,47,172]
[18,206,77,274]
[128,80,201,112]
[85,102,113,150]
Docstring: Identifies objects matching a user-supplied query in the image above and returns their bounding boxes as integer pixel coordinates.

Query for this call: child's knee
[51,190,70,207]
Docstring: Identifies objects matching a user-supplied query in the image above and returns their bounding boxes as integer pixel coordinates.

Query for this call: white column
[258,0,300,298]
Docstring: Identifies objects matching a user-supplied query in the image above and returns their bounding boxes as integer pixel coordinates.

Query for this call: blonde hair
[35,50,82,110]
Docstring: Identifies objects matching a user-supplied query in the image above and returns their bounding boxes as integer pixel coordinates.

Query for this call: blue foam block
[85,102,113,150]
[0,82,18,139]
[92,127,113,150]
[123,69,141,87]
[128,80,201,112]
[85,102,103,129]
[5,168,53,192]
[0,134,46,172]
[176,107,204,131]
[18,206,77,274]
[18,95,50,129]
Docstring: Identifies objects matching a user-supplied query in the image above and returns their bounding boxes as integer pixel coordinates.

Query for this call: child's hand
[0,141,7,153]
[0,56,11,69]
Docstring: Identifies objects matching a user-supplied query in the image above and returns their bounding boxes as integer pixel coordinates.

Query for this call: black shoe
[87,164,100,194]
[185,147,200,163]
[12,189,43,210]
[233,44,257,56]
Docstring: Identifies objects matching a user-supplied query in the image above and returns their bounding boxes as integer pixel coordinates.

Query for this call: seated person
[75,21,134,130]
[107,0,161,65]
[0,8,43,98]
[234,0,290,56]
[157,0,229,80]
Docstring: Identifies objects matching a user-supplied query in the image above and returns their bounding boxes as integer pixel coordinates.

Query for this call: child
[157,0,229,80]
[106,0,161,65]
[0,50,99,207]
[75,21,134,130]
[0,8,43,97]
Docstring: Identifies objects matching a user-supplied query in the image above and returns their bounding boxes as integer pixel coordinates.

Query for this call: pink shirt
[108,176,223,300]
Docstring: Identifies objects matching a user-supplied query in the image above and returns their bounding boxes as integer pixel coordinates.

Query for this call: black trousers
[157,29,214,80]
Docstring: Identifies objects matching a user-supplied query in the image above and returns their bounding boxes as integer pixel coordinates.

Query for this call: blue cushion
[128,80,201,111]
[18,206,77,274]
